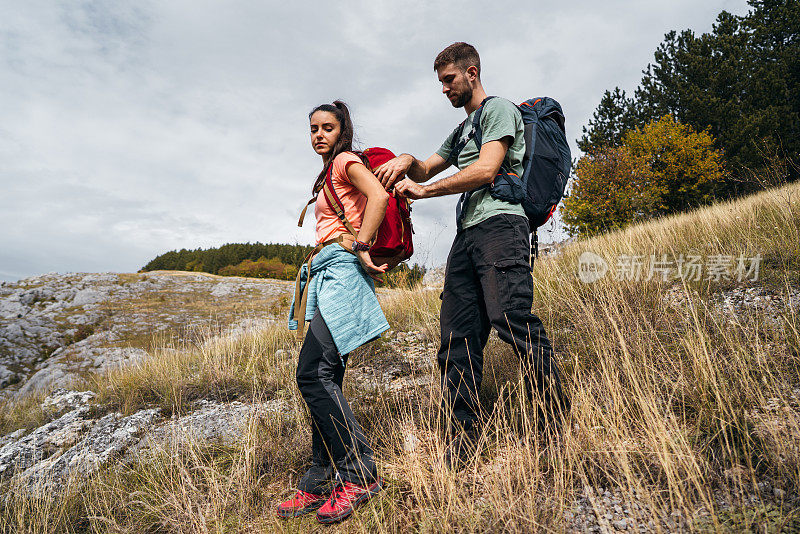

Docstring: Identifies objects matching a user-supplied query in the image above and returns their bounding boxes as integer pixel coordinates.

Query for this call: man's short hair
[434,42,481,78]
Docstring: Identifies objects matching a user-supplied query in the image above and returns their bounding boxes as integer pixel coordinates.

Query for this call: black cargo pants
[438,213,567,432]
[295,311,377,494]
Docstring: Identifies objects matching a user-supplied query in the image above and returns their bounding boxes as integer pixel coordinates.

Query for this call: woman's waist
[303,251,373,300]
[315,228,359,249]
[305,238,360,273]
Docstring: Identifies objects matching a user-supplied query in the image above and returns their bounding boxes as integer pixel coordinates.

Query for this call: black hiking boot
[443,426,479,470]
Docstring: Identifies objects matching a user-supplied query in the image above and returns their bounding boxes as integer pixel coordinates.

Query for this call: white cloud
[0,0,750,281]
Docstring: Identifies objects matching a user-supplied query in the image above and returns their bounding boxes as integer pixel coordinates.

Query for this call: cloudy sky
[0,0,750,281]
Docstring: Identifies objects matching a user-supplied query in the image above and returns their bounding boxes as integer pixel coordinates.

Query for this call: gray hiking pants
[295,310,377,494]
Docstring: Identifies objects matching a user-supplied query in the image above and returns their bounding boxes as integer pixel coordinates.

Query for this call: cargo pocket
[493,258,533,311]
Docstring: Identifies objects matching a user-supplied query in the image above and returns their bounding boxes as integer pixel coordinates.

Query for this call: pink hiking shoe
[276,489,328,518]
[316,478,383,524]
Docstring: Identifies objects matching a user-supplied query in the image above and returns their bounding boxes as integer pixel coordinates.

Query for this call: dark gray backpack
[447,96,571,233]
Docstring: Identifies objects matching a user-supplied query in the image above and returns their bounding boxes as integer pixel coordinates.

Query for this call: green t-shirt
[436,97,526,229]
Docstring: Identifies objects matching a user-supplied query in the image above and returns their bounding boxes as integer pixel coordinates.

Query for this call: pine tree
[579,0,800,194]
[577,88,638,153]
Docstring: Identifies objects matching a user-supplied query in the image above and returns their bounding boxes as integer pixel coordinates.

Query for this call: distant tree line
[141,242,314,277]
[140,242,427,288]
[219,257,299,280]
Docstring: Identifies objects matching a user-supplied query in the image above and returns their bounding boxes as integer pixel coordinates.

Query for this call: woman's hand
[356,250,388,283]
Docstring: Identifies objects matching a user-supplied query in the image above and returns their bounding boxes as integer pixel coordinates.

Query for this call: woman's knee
[296,326,327,390]
[296,361,336,394]
[296,366,315,392]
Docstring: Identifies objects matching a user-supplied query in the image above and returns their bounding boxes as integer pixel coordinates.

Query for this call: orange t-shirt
[315,152,367,244]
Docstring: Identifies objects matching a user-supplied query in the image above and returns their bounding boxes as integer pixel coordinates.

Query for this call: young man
[376,42,569,462]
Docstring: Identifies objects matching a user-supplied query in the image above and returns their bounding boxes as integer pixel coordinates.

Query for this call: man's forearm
[393,140,506,200]
[401,154,430,183]
[423,164,493,197]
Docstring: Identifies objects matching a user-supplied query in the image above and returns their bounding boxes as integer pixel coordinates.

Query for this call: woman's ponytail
[331,101,354,154]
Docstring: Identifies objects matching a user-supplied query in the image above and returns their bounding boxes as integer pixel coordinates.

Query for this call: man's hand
[394,178,430,200]
[374,154,413,189]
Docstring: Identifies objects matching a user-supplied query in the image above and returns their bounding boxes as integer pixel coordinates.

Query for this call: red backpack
[298,147,414,270]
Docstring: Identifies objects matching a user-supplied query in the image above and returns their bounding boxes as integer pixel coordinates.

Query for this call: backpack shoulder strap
[297,196,317,227]
[470,95,496,148]
[322,163,359,239]
[445,119,467,166]
[449,96,497,163]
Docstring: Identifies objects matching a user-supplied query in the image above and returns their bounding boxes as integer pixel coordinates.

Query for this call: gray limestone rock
[0,405,95,478]
[211,283,238,298]
[132,399,285,454]
[0,271,293,398]
[19,408,161,494]
[41,389,96,413]
[71,288,106,307]
[0,365,19,388]
[17,366,81,397]
[0,397,291,496]
[0,299,26,320]
[91,348,148,373]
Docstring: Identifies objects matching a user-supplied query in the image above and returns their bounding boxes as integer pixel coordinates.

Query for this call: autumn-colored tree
[561,147,662,236]
[579,1,800,190]
[562,115,727,236]
[625,114,727,210]
[218,256,297,280]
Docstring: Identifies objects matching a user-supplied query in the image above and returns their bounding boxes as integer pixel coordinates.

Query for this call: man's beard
[451,87,472,108]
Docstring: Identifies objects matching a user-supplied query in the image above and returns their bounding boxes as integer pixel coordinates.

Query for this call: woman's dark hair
[308,100,369,195]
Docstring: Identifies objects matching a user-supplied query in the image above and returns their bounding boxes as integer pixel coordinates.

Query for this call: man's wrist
[400,153,423,182]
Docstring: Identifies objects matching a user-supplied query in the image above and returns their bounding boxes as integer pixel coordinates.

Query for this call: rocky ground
[0,271,797,530]
[0,271,300,495]
[0,387,289,497]
[663,282,800,324]
[564,282,800,533]
[0,270,436,503]
[0,271,292,398]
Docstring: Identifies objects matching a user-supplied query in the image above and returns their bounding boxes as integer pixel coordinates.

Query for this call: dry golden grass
[96,273,292,351]
[0,392,49,438]
[91,324,297,417]
[1,182,799,532]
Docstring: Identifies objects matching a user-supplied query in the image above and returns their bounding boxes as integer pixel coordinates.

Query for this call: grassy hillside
[2,182,799,532]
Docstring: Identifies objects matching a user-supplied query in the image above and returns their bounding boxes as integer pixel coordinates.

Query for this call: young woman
[277,101,390,525]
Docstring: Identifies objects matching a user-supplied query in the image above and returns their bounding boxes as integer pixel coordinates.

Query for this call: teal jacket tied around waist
[288,243,389,355]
